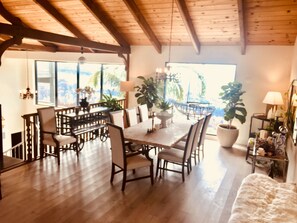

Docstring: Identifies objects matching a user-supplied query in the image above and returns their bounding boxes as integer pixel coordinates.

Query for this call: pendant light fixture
[155,0,178,82]
[19,51,34,100]
[78,46,86,64]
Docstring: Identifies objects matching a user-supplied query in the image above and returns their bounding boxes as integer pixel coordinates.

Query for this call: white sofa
[228,173,297,223]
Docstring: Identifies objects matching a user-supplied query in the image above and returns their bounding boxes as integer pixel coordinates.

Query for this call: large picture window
[164,63,236,135]
[35,61,126,107]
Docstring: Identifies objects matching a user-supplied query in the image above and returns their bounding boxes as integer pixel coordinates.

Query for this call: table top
[123,118,194,149]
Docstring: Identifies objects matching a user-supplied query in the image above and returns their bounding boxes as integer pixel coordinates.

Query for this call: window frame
[35,60,126,107]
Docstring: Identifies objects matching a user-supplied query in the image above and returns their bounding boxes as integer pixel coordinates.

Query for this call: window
[35,61,126,107]
[102,64,126,98]
[164,63,236,135]
[57,62,78,107]
[35,61,55,106]
[79,63,102,103]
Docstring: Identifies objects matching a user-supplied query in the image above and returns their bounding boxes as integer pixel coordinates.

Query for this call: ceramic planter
[216,124,239,148]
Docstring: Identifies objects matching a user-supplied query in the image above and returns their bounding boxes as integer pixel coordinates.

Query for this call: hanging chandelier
[20,51,34,100]
[155,0,179,83]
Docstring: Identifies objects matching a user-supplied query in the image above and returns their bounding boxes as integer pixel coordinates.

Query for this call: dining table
[123,117,194,150]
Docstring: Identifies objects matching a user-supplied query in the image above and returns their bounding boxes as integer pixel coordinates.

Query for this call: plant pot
[216,124,239,148]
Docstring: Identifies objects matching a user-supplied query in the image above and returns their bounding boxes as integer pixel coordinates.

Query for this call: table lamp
[262,91,284,119]
[120,81,134,108]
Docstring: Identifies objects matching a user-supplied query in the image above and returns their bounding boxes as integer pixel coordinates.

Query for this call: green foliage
[101,94,123,111]
[219,81,247,128]
[134,76,160,110]
[195,73,206,97]
[157,98,172,111]
[164,81,184,101]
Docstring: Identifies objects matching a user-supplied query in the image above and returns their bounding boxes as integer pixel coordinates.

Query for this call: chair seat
[127,155,151,170]
[158,148,184,163]
[43,134,76,147]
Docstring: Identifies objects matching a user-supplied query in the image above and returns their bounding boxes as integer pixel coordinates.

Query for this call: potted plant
[157,98,172,112]
[156,98,173,128]
[101,94,123,111]
[217,81,247,147]
[134,76,159,110]
[76,86,95,111]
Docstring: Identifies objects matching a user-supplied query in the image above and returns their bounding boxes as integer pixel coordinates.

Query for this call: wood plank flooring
[0,138,254,223]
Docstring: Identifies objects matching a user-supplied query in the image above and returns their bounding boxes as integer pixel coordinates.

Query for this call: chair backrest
[109,110,124,129]
[198,113,212,146]
[191,117,205,152]
[37,107,57,134]
[138,104,149,122]
[107,123,126,168]
[125,107,138,127]
[183,122,198,161]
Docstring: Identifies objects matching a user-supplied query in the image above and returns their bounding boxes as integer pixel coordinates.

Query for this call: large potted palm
[217,81,247,148]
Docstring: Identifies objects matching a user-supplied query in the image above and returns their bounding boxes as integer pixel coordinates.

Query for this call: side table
[250,142,288,182]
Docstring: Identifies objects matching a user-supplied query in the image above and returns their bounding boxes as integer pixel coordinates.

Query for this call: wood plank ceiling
[0,0,297,56]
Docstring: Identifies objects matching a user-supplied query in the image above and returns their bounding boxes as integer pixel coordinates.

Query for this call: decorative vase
[80,98,89,112]
[156,110,173,128]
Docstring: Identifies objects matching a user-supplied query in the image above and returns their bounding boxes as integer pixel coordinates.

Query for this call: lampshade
[120,81,134,92]
[262,91,284,105]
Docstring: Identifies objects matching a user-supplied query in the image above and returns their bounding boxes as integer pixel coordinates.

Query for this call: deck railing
[21,99,125,163]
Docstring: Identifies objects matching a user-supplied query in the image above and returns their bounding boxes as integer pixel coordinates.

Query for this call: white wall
[0,45,293,150]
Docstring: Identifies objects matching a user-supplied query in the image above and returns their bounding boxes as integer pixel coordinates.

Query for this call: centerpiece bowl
[156,111,173,128]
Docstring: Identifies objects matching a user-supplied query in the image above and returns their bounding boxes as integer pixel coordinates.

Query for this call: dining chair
[109,110,124,128]
[107,123,154,191]
[37,107,78,165]
[125,107,138,127]
[138,104,149,122]
[156,121,198,182]
[173,116,204,164]
[109,109,142,152]
[195,113,212,163]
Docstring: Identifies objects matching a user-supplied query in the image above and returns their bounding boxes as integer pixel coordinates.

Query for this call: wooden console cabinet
[59,106,110,150]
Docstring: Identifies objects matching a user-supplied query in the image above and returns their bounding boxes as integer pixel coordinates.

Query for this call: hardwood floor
[0,138,253,223]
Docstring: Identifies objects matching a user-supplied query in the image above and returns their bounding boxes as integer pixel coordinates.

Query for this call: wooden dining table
[123,117,194,150]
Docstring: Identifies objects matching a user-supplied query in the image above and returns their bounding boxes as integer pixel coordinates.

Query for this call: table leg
[252,154,256,173]
[269,161,275,178]
[143,145,154,162]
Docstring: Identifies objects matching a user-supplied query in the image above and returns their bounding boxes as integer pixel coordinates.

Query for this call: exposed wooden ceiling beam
[8,43,56,52]
[122,0,162,54]
[0,1,57,51]
[80,0,130,49]
[0,1,22,25]
[237,0,246,55]
[33,0,94,53]
[0,23,130,54]
[175,0,200,54]
[0,1,56,51]
[0,36,23,65]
